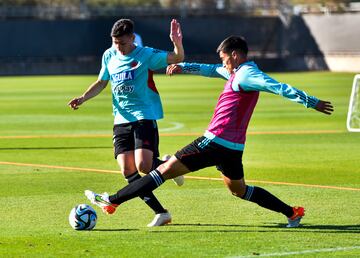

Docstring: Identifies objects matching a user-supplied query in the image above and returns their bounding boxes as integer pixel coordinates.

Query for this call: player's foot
[162,154,184,186]
[286,206,305,228]
[147,211,172,227]
[84,190,118,215]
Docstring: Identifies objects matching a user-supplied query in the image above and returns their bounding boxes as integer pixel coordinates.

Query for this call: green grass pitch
[0,72,359,257]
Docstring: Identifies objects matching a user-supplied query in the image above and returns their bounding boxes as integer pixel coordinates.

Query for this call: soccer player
[68,18,185,227]
[84,36,334,227]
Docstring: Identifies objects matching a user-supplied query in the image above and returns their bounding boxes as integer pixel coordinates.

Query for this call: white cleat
[172,175,185,186]
[147,211,172,227]
[162,154,185,186]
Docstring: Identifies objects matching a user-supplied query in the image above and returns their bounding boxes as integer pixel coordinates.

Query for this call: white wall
[303,13,360,72]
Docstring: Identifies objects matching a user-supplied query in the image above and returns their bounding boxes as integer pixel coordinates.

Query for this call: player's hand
[170,19,182,45]
[166,64,182,75]
[315,100,334,115]
[68,96,84,110]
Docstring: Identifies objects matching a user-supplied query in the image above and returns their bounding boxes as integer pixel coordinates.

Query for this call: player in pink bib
[85,36,333,228]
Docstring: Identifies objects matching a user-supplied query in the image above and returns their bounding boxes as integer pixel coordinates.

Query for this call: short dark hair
[111,19,134,37]
[216,36,248,56]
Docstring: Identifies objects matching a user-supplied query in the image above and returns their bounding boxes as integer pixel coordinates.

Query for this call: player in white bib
[68,18,184,227]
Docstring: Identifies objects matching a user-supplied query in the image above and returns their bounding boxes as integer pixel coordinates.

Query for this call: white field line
[1,161,359,192]
[231,246,360,257]
[0,129,345,139]
[159,122,184,132]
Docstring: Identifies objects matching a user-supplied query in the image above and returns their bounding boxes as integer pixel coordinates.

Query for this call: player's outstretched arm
[167,19,184,64]
[314,100,334,115]
[167,63,229,79]
[68,80,108,110]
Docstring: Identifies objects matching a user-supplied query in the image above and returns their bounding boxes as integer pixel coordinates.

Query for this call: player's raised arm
[167,19,184,64]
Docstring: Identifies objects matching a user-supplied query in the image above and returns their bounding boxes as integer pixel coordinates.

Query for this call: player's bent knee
[231,191,245,198]
[229,186,247,199]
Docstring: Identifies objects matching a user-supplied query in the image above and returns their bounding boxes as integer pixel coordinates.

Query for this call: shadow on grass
[89,224,360,234]
[147,223,360,234]
[169,223,248,227]
[260,223,360,233]
[93,228,139,232]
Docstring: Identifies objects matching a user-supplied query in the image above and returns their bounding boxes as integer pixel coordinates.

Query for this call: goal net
[347,74,360,132]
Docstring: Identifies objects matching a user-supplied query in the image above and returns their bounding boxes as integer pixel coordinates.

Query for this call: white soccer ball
[69,204,97,230]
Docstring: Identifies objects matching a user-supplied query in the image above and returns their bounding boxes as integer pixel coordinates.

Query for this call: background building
[0,0,359,75]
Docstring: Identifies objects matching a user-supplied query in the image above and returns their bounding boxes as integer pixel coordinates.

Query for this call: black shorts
[174,136,244,180]
[113,120,159,159]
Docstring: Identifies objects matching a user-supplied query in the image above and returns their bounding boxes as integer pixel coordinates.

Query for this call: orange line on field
[0,134,110,139]
[0,161,120,174]
[185,175,360,191]
[1,161,359,192]
[0,130,345,139]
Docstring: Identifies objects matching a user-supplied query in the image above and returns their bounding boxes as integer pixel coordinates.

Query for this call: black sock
[109,170,165,207]
[242,186,293,217]
[125,171,166,214]
[152,157,165,170]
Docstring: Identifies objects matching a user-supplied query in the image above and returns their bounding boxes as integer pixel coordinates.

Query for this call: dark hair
[216,36,248,56]
[111,19,134,37]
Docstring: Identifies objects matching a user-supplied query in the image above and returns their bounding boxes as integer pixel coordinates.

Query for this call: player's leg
[137,150,189,227]
[132,148,171,226]
[219,152,304,227]
[113,123,143,186]
[222,176,304,227]
[132,120,174,226]
[105,154,189,206]
[134,120,184,185]
[107,136,215,205]
[116,151,136,176]
[157,155,190,179]
[134,148,155,174]
[113,123,143,185]
[113,122,168,225]
[222,176,294,216]
[135,149,189,180]
[134,120,161,174]
[86,137,218,218]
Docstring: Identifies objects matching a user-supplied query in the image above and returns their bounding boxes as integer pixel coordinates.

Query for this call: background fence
[0,0,359,75]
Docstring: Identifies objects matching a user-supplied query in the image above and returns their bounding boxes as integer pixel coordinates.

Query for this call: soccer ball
[69,204,97,230]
